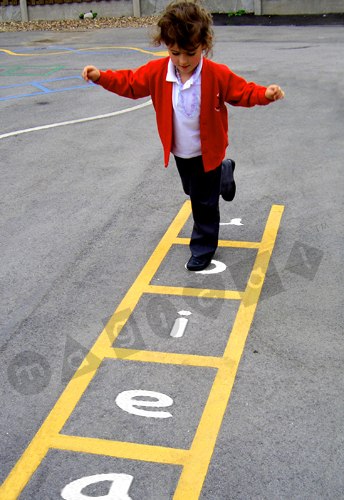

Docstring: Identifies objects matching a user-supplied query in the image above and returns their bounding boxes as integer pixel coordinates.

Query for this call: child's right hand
[82,65,101,83]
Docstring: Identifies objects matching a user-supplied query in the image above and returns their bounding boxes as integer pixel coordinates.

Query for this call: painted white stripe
[170,317,189,338]
[170,310,192,338]
[0,99,152,140]
[220,218,243,226]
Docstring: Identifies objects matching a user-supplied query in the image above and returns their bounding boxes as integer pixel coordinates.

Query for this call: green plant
[227,9,246,17]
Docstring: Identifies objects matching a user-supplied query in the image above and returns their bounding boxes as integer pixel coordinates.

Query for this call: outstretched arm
[82,63,152,99]
[224,69,284,106]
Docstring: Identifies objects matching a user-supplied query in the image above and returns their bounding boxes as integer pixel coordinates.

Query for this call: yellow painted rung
[144,284,244,300]
[51,434,189,465]
[174,236,260,249]
[104,347,224,368]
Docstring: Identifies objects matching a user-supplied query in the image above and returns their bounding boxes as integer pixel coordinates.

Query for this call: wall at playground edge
[0,0,343,22]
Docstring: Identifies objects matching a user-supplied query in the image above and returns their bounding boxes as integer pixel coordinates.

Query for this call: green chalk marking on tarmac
[0,64,65,77]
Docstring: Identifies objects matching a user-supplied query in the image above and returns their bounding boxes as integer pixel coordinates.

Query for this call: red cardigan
[97,57,271,172]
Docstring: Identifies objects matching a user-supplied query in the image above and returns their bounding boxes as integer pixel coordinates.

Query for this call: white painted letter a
[61,473,134,499]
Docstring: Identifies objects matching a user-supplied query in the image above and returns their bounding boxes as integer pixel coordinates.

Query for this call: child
[82,0,284,271]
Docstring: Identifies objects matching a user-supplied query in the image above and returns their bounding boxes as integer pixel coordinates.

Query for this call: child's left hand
[265,85,285,101]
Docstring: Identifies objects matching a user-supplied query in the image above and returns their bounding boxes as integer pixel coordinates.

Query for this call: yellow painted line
[79,201,193,356]
[0,48,71,57]
[218,239,260,249]
[0,46,168,58]
[0,355,103,499]
[175,236,260,249]
[104,347,224,369]
[173,204,284,499]
[51,434,189,465]
[0,200,192,499]
[144,284,244,300]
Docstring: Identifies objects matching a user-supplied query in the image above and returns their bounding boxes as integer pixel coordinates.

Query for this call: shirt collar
[166,56,203,87]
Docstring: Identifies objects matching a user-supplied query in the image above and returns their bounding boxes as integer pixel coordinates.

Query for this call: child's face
[167,43,203,80]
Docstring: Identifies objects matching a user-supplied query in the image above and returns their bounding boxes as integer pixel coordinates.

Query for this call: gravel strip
[0,16,160,32]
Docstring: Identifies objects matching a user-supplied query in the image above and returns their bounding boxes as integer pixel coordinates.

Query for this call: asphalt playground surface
[0,22,343,499]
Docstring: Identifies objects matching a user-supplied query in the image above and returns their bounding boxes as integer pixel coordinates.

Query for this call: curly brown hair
[152,0,214,56]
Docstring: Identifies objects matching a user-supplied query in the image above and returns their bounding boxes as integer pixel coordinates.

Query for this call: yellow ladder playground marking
[0,200,284,499]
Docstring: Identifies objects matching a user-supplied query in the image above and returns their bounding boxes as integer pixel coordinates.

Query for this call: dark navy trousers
[174,155,222,259]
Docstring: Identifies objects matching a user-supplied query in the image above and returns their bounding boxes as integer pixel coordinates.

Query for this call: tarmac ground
[0,21,343,499]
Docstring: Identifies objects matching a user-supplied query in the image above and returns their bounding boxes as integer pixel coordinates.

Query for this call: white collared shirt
[166,57,202,158]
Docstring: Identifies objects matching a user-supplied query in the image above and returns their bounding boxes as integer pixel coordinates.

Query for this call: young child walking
[82,0,284,271]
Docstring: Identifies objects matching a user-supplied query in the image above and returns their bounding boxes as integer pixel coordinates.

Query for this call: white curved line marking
[220,218,243,226]
[196,259,227,275]
[0,99,152,140]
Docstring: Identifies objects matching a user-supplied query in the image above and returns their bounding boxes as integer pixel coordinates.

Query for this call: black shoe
[220,159,236,201]
[185,255,213,271]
